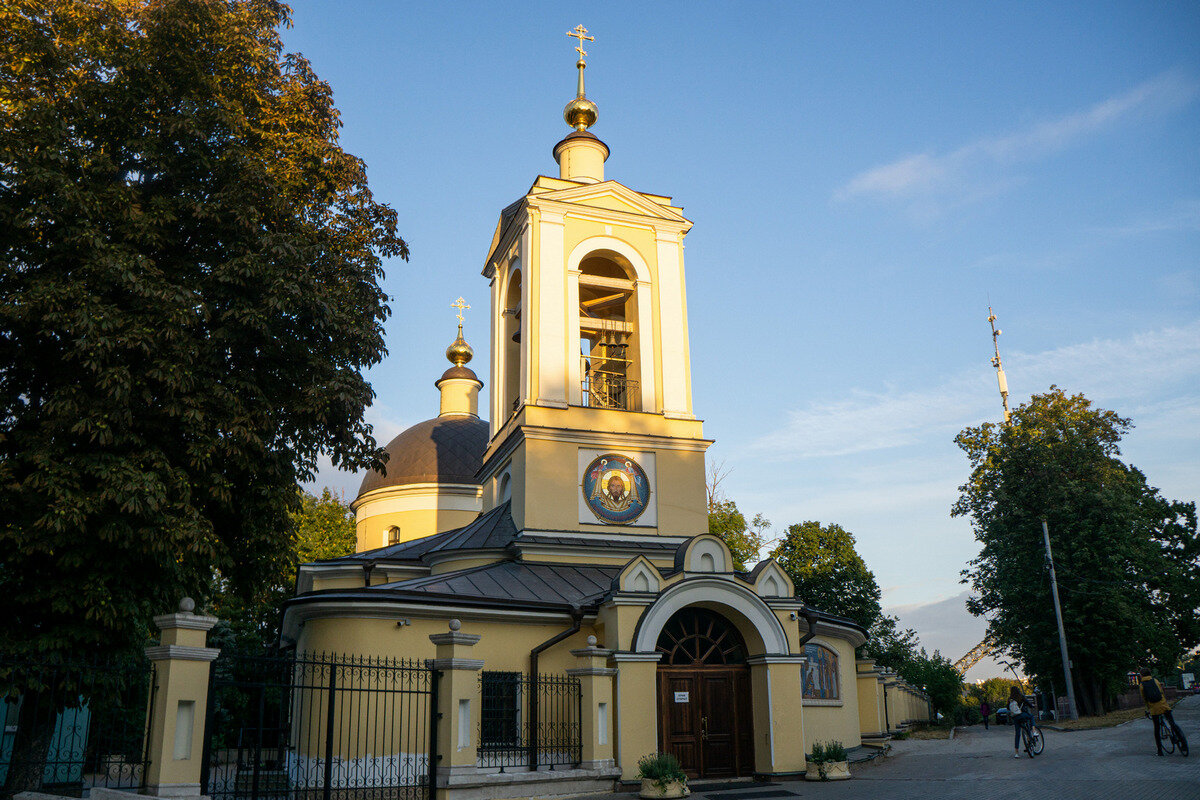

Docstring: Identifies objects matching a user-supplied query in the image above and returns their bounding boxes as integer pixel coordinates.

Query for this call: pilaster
[427,620,484,799]
[142,598,219,798]
[610,651,661,782]
[567,637,617,769]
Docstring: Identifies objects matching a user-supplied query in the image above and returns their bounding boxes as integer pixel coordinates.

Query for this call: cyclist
[1139,668,1185,756]
[1008,686,1034,758]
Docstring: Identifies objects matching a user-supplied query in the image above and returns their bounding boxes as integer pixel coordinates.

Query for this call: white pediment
[531,180,690,224]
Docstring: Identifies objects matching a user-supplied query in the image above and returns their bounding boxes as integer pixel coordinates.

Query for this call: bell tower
[479,27,710,538]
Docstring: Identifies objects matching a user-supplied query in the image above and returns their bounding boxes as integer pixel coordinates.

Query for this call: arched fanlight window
[655,608,747,665]
[803,643,839,700]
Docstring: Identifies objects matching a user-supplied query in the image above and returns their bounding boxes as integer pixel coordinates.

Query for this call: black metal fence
[202,652,438,800]
[0,654,155,797]
[477,672,580,771]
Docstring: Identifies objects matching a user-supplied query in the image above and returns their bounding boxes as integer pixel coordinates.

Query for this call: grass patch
[907,725,953,740]
[1050,701,1180,731]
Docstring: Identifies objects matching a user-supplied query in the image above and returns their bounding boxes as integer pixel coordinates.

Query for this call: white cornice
[520,425,712,452]
[609,651,663,663]
[152,613,218,632]
[282,599,595,642]
[144,645,220,663]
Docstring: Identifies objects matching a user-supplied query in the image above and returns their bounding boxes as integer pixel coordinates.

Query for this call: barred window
[480,671,522,747]
[803,644,839,700]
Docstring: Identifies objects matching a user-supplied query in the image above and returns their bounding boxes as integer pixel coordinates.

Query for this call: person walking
[980,700,991,730]
[1008,686,1032,758]
[1139,668,1186,756]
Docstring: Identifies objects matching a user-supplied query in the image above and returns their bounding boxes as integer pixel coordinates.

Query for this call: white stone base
[438,765,622,800]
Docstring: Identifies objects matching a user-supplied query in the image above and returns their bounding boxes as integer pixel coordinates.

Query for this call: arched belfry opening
[654,607,755,779]
[578,251,639,411]
[502,268,522,417]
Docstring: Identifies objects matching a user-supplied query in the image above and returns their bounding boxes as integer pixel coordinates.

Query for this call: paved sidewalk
[579,696,1199,800]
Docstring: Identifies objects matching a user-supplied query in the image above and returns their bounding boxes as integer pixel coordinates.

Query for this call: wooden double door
[656,666,754,779]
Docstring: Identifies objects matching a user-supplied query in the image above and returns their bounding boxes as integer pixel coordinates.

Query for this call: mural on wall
[579,451,653,525]
[803,644,840,700]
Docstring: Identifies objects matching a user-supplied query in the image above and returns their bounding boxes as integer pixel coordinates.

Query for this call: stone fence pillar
[142,598,219,798]
[567,636,616,769]
[427,620,482,800]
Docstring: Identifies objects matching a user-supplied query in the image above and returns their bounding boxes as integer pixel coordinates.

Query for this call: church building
[283,29,922,798]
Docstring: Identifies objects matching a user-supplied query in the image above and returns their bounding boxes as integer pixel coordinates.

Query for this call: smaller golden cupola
[436,297,483,418]
[553,24,609,183]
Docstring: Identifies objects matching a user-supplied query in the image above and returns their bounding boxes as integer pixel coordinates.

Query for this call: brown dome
[357,416,489,496]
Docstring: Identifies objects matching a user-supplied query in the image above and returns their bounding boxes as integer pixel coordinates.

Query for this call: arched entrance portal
[655,608,755,778]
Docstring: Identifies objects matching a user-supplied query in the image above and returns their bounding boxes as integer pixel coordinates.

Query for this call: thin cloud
[835,72,1197,203]
[753,321,1200,461]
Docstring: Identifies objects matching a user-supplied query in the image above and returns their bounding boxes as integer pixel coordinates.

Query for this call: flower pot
[823,760,851,780]
[639,778,689,799]
[804,760,823,780]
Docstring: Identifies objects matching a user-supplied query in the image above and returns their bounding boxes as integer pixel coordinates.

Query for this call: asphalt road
[586,695,1199,800]
[799,694,1199,800]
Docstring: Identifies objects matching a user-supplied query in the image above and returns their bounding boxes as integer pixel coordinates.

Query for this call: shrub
[823,740,847,762]
[636,752,687,789]
[807,741,826,764]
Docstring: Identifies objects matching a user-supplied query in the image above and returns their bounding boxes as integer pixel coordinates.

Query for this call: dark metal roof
[517,533,680,551]
[357,415,489,495]
[376,561,621,609]
[324,501,518,564]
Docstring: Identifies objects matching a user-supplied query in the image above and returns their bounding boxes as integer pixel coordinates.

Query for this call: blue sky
[289,2,1200,679]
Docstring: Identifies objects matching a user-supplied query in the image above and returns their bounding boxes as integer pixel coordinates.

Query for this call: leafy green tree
[707,499,770,570]
[771,521,883,631]
[863,614,919,671]
[211,487,356,652]
[0,1,402,785]
[901,649,962,721]
[966,677,1026,708]
[953,387,1199,715]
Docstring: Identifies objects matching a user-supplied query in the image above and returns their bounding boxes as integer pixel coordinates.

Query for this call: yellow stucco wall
[296,614,599,675]
[353,504,480,553]
[510,434,707,537]
[855,662,886,737]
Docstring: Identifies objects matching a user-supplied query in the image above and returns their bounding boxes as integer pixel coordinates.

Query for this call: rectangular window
[480,671,522,748]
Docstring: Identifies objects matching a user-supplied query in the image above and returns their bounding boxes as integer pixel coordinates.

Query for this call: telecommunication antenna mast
[988,307,1012,424]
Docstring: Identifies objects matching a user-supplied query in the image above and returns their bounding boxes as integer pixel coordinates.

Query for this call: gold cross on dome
[450,297,470,326]
[566,24,593,61]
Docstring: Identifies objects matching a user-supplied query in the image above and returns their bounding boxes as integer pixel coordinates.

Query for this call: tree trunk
[2,690,58,800]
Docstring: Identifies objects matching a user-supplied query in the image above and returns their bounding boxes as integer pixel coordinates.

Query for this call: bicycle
[1154,713,1189,757]
[1019,718,1044,757]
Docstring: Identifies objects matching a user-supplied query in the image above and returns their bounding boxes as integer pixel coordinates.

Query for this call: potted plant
[804,741,825,781]
[821,740,850,780]
[637,752,689,798]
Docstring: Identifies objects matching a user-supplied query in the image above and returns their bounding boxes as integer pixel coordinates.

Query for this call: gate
[0,654,155,796]
[202,653,438,800]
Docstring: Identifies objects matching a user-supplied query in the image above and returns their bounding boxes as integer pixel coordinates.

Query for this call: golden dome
[564,95,598,131]
[445,326,473,366]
